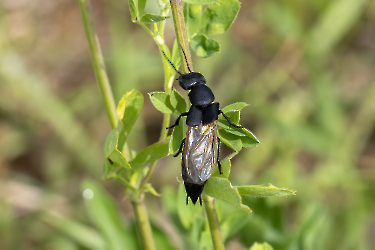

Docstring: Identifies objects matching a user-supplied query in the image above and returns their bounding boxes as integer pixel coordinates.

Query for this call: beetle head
[178,72,206,90]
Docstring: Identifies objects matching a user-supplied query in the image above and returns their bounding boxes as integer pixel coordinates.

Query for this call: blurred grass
[0,0,374,249]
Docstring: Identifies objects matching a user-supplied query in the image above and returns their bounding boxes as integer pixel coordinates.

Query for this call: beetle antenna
[161,50,182,76]
[179,44,192,73]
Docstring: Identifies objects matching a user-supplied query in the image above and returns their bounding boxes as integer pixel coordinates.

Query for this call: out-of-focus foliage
[0,0,374,249]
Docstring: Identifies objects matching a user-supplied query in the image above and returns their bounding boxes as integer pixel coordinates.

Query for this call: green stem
[78,0,117,129]
[138,22,156,38]
[131,199,156,250]
[115,176,137,192]
[139,161,158,190]
[139,8,174,190]
[171,0,193,73]
[139,40,174,191]
[203,195,225,250]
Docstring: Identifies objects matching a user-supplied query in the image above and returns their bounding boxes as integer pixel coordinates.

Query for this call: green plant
[78,0,295,249]
[0,0,373,249]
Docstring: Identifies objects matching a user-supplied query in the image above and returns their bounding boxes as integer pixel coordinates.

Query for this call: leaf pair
[149,89,188,154]
[103,90,144,179]
[207,153,295,211]
[205,179,296,212]
[128,0,169,24]
[149,89,187,115]
[128,0,241,58]
[184,0,241,57]
[103,90,169,184]
[217,102,260,151]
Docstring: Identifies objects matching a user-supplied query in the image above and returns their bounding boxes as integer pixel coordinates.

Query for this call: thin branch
[170,0,193,73]
[203,195,225,250]
[131,199,156,250]
[78,0,117,129]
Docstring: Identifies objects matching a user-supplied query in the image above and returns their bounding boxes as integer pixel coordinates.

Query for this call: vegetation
[0,0,374,249]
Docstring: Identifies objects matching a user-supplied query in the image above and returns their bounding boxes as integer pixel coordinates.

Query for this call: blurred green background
[0,0,374,249]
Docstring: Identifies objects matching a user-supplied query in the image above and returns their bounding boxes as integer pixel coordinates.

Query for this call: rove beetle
[164,49,243,205]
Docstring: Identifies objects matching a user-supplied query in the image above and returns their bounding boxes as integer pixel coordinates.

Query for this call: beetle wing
[182,122,218,184]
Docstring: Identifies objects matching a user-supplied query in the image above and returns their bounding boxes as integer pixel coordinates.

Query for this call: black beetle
[164,49,243,205]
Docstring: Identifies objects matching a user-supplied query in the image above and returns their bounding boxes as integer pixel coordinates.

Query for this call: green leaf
[103,158,116,179]
[183,0,219,4]
[108,149,129,169]
[128,139,170,169]
[137,0,147,17]
[190,35,220,58]
[218,128,242,151]
[217,111,242,130]
[221,102,249,113]
[218,110,260,145]
[170,117,184,155]
[218,103,260,146]
[170,89,187,114]
[218,111,260,147]
[204,177,251,211]
[143,183,161,196]
[128,0,137,22]
[185,4,203,38]
[104,127,120,157]
[141,14,169,23]
[149,92,174,114]
[117,90,144,146]
[81,179,137,250]
[220,124,259,142]
[249,242,274,250]
[211,151,238,178]
[219,110,240,124]
[240,133,260,148]
[236,183,296,198]
[103,127,130,179]
[199,0,240,36]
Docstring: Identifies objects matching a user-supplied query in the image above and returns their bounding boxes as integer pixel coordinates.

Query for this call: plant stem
[203,195,225,250]
[139,6,176,190]
[139,49,173,191]
[139,161,158,190]
[138,22,156,38]
[115,176,137,192]
[79,1,155,248]
[131,199,156,250]
[78,0,118,129]
[170,2,225,248]
[170,0,193,73]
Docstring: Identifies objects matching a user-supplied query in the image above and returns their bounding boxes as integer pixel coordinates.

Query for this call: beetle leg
[166,112,189,129]
[174,138,186,157]
[219,110,243,129]
[199,196,202,206]
[217,137,222,175]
